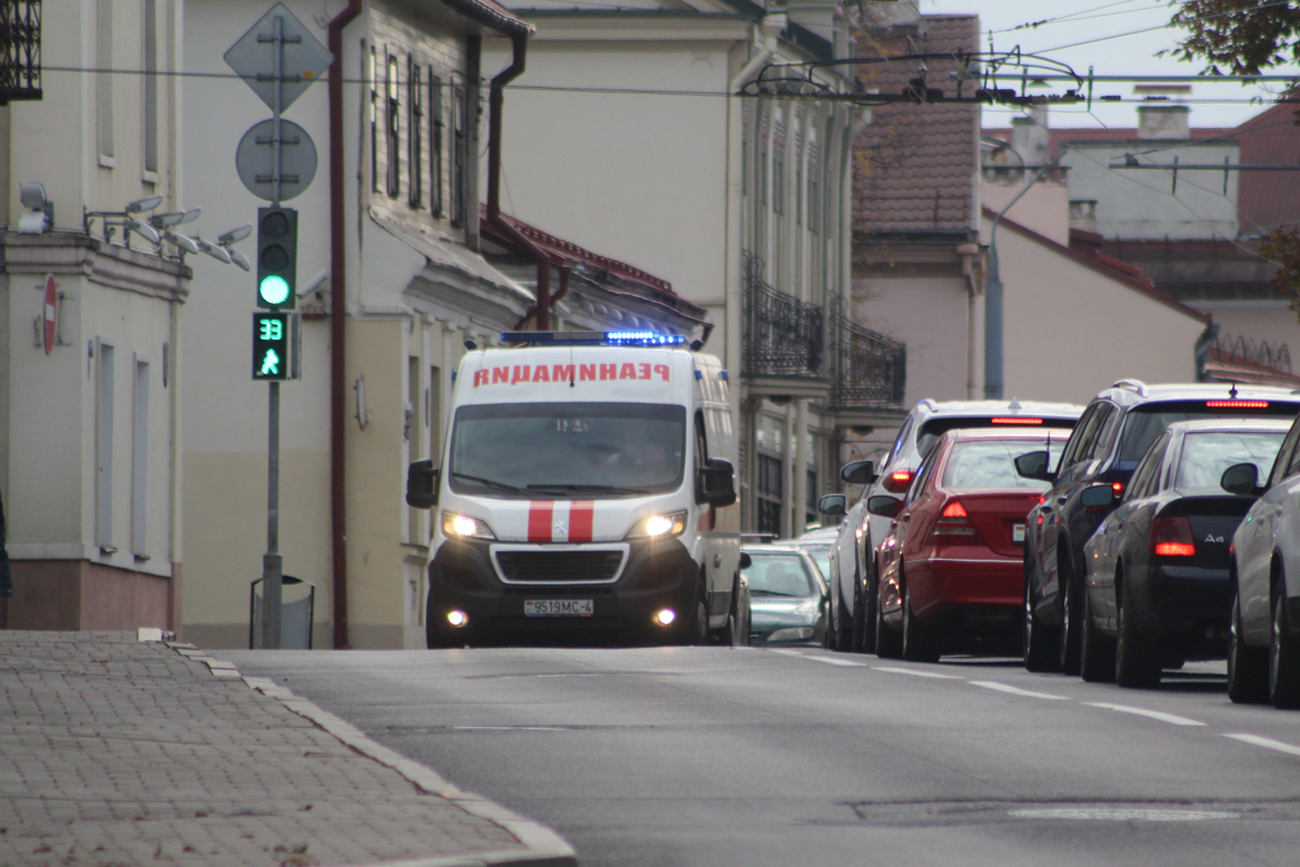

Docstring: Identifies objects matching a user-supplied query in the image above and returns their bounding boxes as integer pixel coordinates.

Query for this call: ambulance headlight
[441,511,497,540]
[626,511,688,539]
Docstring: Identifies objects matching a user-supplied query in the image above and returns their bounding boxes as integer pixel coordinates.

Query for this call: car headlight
[626,510,688,539]
[441,511,497,540]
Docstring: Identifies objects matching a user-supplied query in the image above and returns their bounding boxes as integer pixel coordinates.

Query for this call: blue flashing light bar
[500,330,686,347]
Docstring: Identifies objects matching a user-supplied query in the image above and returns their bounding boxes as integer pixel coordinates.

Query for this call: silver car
[742,545,828,645]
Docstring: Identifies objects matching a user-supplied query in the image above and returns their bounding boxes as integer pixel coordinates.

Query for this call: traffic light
[256,207,297,310]
[253,312,290,381]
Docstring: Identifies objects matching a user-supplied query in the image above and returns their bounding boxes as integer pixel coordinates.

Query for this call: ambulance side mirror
[406,460,439,509]
[697,458,737,508]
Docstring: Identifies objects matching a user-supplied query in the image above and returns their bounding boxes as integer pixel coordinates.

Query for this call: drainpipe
[328,0,362,650]
[486,33,553,330]
[957,243,980,399]
[984,151,1064,400]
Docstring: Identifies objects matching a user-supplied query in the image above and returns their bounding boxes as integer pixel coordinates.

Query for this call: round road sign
[235,119,317,202]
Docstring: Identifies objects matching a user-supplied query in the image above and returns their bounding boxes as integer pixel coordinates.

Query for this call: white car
[819,398,1084,654]
[1227,413,1300,708]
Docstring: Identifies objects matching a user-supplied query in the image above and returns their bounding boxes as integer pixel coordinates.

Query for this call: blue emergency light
[500,330,686,347]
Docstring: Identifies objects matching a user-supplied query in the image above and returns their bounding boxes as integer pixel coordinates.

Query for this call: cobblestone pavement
[0,631,576,867]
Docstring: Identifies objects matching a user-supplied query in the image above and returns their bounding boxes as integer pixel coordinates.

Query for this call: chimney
[1069,199,1098,234]
[1135,86,1191,140]
[1011,104,1049,167]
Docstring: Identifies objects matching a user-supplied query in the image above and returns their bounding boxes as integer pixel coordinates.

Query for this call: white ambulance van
[406,331,746,647]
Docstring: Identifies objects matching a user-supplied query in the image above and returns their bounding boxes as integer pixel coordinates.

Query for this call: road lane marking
[1009,807,1237,822]
[968,680,1070,700]
[874,667,960,679]
[1085,702,1206,726]
[806,656,869,667]
[1223,733,1300,757]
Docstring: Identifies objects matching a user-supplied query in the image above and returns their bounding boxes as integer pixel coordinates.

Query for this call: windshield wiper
[452,472,522,494]
[749,589,801,598]
[526,483,649,495]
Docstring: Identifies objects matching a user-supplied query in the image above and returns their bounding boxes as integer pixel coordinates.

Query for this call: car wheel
[860,566,878,655]
[1115,580,1161,689]
[1059,560,1083,676]
[1269,586,1300,709]
[874,578,903,659]
[1023,565,1059,673]
[1227,590,1267,704]
[901,574,940,663]
[833,587,853,652]
[1079,579,1114,683]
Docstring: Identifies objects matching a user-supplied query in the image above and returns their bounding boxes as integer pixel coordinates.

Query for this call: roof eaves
[442,0,535,36]
[982,205,1210,324]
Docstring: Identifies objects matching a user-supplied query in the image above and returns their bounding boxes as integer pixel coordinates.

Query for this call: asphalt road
[227,645,1300,867]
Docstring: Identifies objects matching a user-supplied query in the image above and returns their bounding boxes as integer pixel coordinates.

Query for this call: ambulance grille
[495,550,624,583]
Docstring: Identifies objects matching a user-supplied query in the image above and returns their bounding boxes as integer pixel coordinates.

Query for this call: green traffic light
[259,275,290,306]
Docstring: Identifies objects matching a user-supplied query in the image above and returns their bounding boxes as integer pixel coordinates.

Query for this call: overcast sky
[918,0,1299,131]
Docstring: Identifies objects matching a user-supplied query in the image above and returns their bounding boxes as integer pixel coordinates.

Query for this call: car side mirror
[1080,484,1115,508]
[406,460,440,509]
[697,458,737,508]
[1221,462,1260,496]
[818,494,847,516]
[840,459,876,485]
[739,552,752,569]
[1014,450,1053,482]
[867,495,903,518]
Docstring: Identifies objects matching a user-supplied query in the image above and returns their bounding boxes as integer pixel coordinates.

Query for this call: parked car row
[816,379,1300,710]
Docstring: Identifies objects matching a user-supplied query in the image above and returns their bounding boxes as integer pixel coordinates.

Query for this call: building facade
[3,0,190,632]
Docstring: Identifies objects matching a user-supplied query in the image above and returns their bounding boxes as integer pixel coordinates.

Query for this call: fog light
[654,608,676,626]
[447,610,468,628]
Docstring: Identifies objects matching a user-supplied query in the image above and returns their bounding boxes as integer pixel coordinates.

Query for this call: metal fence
[742,254,824,378]
[829,311,906,409]
[1214,334,1292,374]
[0,1,41,105]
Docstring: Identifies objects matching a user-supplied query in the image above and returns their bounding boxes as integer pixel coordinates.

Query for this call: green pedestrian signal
[256,207,297,310]
[253,312,290,381]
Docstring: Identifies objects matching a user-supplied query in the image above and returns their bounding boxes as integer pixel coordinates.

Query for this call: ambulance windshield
[448,402,686,498]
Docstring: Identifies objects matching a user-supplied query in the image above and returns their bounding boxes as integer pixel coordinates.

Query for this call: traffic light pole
[260,12,288,650]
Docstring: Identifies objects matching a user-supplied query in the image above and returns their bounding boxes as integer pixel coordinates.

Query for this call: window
[773,125,786,215]
[1268,421,1300,488]
[386,51,400,197]
[97,343,115,550]
[369,46,378,191]
[408,58,422,208]
[1127,431,1169,500]
[807,147,820,234]
[97,0,114,163]
[450,83,467,226]
[408,356,421,543]
[143,0,158,176]
[756,453,782,536]
[132,357,149,557]
[805,468,818,527]
[430,73,443,217]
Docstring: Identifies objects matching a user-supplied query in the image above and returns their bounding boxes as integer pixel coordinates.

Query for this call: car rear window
[742,553,816,598]
[942,439,1067,490]
[1174,430,1288,490]
[1118,401,1300,470]
[916,416,1077,460]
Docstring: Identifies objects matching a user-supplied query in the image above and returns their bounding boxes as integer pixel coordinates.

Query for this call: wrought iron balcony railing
[0,1,41,104]
[742,254,823,379]
[829,311,906,410]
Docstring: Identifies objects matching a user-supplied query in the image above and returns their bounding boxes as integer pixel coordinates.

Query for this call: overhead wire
[992,0,1164,34]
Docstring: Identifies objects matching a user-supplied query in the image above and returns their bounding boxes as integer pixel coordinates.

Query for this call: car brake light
[1206,400,1269,409]
[1112,480,1124,496]
[884,469,912,493]
[1152,516,1196,557]
[992,417,1043,424]
[933,500,975,537]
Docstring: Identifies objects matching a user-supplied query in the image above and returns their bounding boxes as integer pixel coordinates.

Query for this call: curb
[155,634,578,867]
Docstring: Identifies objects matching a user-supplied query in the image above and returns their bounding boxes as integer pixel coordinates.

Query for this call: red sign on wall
[42,274,56,356]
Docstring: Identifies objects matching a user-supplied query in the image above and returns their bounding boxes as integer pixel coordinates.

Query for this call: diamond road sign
[224,3,333,113]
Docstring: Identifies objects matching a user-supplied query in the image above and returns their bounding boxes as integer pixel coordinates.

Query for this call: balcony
[0,1,41,104]
[828,312,906,411]
[742,255,825,391]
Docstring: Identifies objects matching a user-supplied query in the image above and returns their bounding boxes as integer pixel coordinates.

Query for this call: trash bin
[249,575,315,649]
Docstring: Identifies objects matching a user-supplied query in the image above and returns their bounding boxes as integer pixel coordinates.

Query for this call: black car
[1078,418,1291,687]
[1017,381,1300,675]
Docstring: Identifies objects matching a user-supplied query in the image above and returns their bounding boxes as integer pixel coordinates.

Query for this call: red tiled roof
[981,126,1234,161]
[853,15,980,234]
[479,206,708,320]
[1204,346,1300,387]
[986,206,1210,324]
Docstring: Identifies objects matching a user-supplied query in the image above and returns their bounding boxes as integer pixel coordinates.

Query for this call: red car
[870,427,1065,662]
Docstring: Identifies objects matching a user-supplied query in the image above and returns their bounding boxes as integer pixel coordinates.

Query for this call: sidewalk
[0,630,577,867]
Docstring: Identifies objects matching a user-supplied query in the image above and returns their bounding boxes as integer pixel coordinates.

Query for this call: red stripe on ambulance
[528,501,554,542]
[569,501,594,542]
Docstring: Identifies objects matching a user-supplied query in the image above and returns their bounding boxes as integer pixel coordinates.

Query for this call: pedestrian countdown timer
[253,312,290,380]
